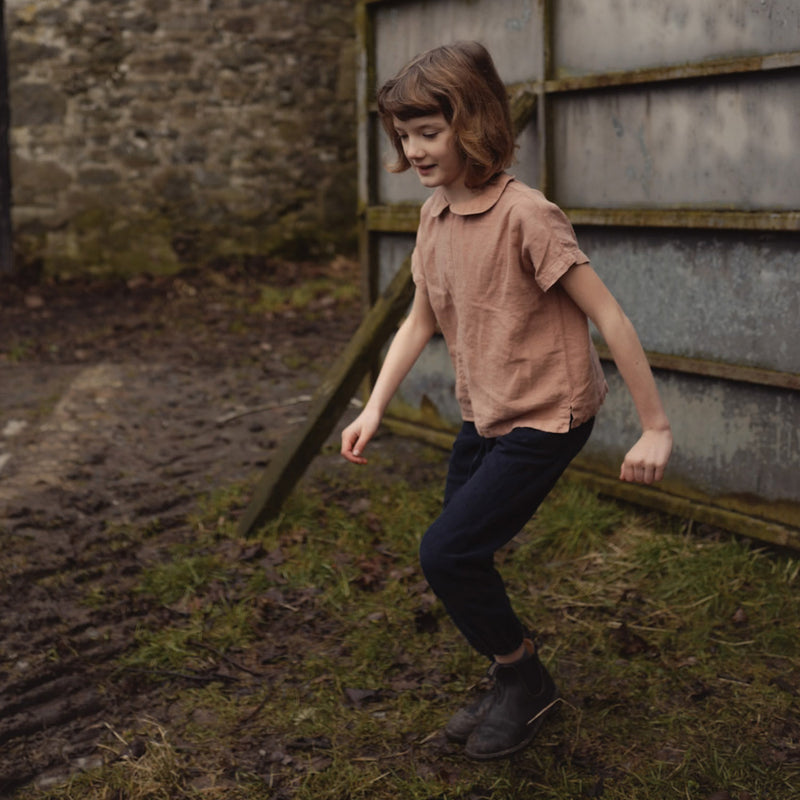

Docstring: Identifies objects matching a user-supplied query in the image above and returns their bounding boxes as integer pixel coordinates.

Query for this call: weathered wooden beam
[237,256,415,536]
[567,465,800,553]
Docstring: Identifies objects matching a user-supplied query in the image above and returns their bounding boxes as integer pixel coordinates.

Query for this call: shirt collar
[429,173,515,218]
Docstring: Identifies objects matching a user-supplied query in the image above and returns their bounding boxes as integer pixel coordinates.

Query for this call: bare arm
[341,284,437,464]
[559,263,672,484]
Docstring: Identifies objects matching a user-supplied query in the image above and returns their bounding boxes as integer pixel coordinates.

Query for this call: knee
[419,526,459,590]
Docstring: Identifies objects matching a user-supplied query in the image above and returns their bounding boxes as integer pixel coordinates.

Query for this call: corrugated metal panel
[586,370,799,524]
[553,74,800,210]
[555,0,800,76]
[357,0,800,546]
[373,0,544,87]
[578,228,800,374]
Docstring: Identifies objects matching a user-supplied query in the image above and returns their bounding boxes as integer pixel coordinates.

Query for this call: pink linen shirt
[411,173,608,437]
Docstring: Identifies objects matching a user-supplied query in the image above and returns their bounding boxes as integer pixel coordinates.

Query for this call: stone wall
[6,0,358,277]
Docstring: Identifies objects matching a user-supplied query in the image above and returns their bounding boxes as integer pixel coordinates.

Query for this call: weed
[253,277,359,319]
[136,554,223,606]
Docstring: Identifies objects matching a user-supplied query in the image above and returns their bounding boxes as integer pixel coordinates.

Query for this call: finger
[341,431,363,463]
[340,432,355,458]
[620,462,634,482]
[352,433,371,461]
[621,451,639,479]
[341,441,367,465]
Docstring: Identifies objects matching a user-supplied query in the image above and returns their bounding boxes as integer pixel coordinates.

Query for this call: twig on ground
[216,395,313,425]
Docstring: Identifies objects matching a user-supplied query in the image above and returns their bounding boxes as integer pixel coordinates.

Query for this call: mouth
[415,164,435,176]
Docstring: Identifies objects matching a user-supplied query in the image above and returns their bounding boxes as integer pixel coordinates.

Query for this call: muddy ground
[0,258,431,795]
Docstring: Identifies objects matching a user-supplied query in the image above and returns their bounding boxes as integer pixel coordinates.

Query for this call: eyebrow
[394,119,443,134]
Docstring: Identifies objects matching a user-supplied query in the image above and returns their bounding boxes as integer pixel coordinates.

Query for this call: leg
[442,421,484,509]
[427,421,593,756]
[420,421,594,657]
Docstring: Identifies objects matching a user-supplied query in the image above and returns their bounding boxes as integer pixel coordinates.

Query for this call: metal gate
[356,0,800,548]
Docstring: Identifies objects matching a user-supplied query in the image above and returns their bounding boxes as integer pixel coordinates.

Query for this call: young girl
[341,41,672,761]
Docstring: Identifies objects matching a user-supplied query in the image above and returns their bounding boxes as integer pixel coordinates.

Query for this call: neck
[444,180,474,206]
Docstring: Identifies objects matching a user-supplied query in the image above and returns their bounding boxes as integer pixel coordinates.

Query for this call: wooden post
[236,90,538,536]
[237,256,414,536]
[0,0,12,275]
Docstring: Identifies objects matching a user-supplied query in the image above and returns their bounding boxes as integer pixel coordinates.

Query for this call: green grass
[254,277,360,318]
[16,449,800,800]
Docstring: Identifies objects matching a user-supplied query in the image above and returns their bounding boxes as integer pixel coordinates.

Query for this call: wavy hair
[376,42,515,190]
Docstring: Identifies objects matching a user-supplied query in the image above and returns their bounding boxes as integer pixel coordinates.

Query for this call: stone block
[6,0,358,276]
[10,83,67,127]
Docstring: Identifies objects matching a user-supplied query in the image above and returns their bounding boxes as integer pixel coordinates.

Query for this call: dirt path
[0,260,365,793]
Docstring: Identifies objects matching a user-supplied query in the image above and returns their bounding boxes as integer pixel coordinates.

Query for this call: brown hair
[376,41,515,190]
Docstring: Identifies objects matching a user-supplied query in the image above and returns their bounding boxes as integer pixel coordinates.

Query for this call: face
[392,113,467,197]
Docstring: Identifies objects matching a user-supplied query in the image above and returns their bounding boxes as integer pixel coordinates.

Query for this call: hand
[340,408,382,465]
[620,427,673,484]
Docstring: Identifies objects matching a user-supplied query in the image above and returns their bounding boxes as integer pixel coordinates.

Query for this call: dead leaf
[732,607,748,625]
[354,553,389,590]
[344,688,381,707]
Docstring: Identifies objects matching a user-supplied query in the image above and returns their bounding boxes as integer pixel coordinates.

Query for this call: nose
[404,135,425,161]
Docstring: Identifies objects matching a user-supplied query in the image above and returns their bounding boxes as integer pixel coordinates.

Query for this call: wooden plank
[367,205,800,234]
[567,465,800,553]
[566,208,800,233]
[545,50,800,94]
[593,343,800,393]
[379,418,800,551]
[237,256,415,536]
[366,204,420,232]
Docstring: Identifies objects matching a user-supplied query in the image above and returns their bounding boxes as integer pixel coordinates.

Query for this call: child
[341,41,672,761]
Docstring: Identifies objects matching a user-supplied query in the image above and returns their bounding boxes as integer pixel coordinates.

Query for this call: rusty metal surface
[578,228,800,375]
[552,72,800,210]
[373,0,543,87]
[584,369,800,522]
[554,0,800,76]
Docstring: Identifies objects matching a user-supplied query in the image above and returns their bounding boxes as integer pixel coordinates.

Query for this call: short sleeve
[519,198,590,292]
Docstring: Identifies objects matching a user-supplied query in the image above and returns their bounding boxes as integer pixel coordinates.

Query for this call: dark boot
[444,666,498,743]
[464,642,558,760]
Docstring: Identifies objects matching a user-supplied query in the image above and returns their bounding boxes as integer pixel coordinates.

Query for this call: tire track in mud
[0,263,362,793]
[0,359,315,792]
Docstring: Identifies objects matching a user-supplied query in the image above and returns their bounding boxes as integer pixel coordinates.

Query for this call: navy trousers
[419,419,594,658]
